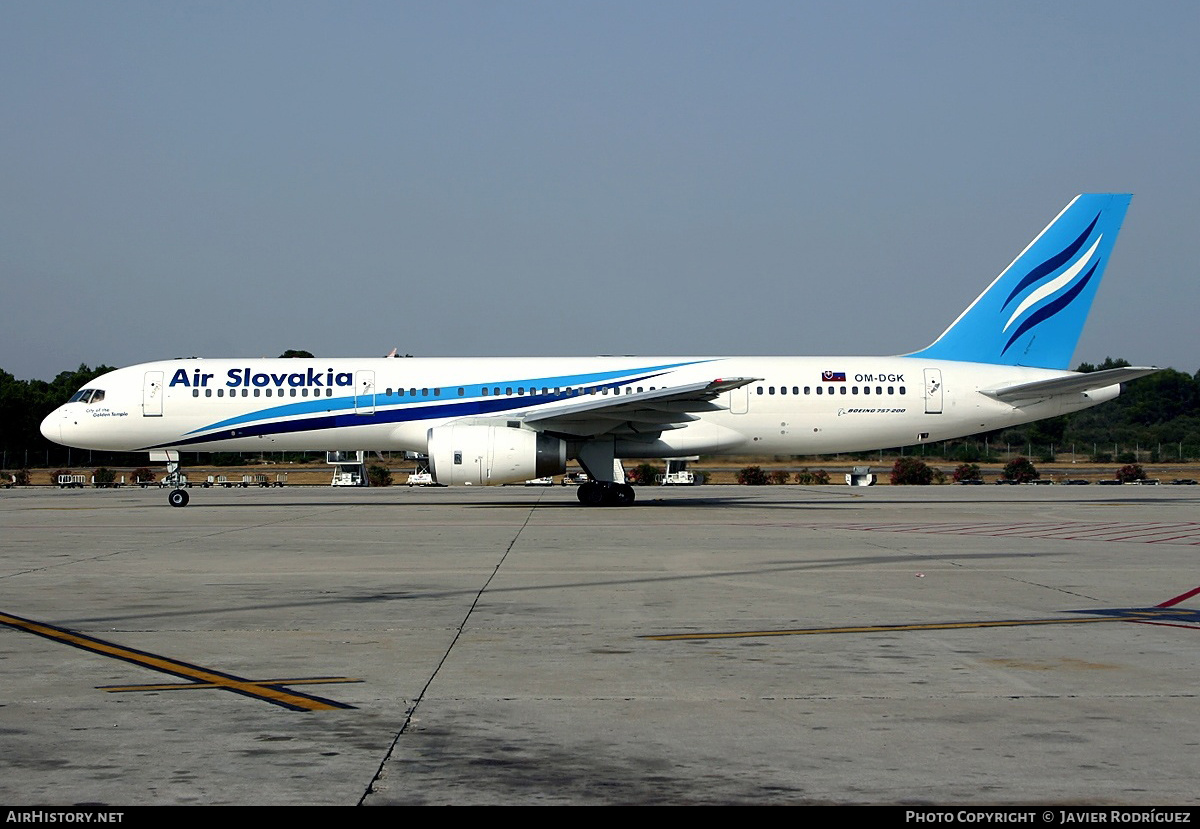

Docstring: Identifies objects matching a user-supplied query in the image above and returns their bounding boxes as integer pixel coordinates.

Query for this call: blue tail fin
[909,194,1132,369]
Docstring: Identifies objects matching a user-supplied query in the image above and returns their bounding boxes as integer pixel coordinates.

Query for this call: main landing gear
[573,441,635,507]
[576,481,636,507]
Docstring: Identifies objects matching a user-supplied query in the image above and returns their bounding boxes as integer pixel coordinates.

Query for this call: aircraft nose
[40,409,62,444]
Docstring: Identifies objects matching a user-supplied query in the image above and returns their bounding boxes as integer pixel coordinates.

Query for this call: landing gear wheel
[168,489,190,508]
[611,483,636,507]
[577,481,635,506]
[577,481,606,506]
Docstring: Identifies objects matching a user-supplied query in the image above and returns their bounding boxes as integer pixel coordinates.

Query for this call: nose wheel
[168,488,190,507]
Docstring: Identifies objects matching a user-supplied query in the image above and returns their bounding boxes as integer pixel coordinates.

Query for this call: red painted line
[1128,535,1200,547]
[823,522,1200,546]
[1106,523,1198,533]
[1129,620,1200,631]
[983,527,1058,536]
[1060,525,1173,537]
[840,524,916,532]
[1047,523,1156,535]
[935,523,1015,532]
[1157,585,1200,608]
[1098,525,1200,542]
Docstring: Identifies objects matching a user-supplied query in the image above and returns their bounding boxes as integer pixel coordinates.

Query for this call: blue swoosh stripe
[150,366,695,450]
[1001,260,1099,355]
[187,360,705,436]
[144,395,546,450]
[1001,212,1100,310]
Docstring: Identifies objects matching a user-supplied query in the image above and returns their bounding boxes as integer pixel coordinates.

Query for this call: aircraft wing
[981,366,1159,403]
[495,377,759,439]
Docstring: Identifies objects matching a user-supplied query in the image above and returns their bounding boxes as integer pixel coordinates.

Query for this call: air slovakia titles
[169,368,355,389]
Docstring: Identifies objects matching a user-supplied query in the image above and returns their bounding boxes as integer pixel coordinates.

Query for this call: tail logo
[999,212,1104,356]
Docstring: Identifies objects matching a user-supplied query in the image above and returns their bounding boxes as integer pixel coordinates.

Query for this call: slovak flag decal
[822,371,846,382]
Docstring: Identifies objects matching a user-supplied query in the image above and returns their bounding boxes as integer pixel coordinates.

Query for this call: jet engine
[427,425,566,486]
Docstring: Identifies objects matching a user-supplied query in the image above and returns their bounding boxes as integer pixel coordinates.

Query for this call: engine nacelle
[427,425,566,486]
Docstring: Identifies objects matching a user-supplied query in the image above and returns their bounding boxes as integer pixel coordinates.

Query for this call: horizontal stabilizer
[981,367,1159,402]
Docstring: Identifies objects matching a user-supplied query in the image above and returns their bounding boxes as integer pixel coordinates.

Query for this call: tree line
[0,350,314,470]
[2,357,1198,472]
[1,363,118,469]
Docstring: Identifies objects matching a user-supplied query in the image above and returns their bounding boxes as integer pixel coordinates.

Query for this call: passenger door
[143,371,164,417]
[354,370,376,415]
[924,368,943,415]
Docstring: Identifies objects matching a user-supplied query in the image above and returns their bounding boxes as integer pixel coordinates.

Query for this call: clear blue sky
[2,1,1196,380]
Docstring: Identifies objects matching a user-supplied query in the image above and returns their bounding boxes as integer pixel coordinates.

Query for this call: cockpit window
[68,388,105,404]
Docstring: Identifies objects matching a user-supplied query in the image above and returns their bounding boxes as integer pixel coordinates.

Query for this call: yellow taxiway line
[0,610,359,711]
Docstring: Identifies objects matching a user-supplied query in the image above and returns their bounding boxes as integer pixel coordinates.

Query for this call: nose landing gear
[154,450,193,507]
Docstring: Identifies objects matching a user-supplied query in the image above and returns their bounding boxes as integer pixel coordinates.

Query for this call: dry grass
[12,459,1200,488]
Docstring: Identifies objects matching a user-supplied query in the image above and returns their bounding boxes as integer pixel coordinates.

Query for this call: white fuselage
[40,355,1118,458]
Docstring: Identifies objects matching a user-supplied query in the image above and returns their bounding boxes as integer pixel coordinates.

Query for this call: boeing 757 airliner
[41,194,1157,506]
